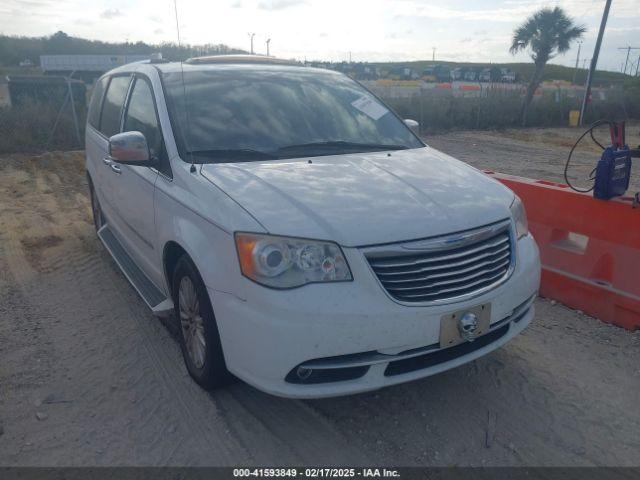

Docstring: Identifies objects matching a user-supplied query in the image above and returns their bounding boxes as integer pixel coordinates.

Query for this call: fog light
[296,366,313,380]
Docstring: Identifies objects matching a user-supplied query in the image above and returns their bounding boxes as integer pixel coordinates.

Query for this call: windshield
[162,65,424,163]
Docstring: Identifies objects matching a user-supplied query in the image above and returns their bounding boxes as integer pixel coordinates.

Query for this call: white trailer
[40,54,149,73]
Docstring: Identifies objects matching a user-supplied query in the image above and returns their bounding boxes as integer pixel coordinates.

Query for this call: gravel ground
[1,128,639,466]
[426,123,640,194]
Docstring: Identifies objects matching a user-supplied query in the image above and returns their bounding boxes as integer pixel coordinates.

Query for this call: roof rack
[184,54,301,66]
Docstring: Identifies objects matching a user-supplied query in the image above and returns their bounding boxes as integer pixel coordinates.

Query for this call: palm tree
[510,7,585,126]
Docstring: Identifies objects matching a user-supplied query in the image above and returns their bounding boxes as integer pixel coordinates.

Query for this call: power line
[579,0,611,126]
[572,41,582,84]
[618,46,640,75]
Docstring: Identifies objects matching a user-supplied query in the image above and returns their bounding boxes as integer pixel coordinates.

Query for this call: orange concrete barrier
[485,171,640,331]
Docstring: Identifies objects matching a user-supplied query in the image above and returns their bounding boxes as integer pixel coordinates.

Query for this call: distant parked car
[500,68,516,83]
[463,68,478,81]
[353,64,379,81]
[389,66,419,81]
[434,65,451,82]
[478,68,491,83]
[479,67,502,83]
[421,67,437,82]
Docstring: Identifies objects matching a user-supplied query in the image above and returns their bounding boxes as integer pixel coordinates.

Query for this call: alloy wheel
[178,276,206,369]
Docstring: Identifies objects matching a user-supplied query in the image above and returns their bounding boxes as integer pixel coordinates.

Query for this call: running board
[98,225,174,317]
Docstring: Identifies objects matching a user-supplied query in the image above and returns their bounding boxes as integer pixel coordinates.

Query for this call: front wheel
[172,255,231,389]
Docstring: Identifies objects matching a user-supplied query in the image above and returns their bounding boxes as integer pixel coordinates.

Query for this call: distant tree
[510,7,585,126]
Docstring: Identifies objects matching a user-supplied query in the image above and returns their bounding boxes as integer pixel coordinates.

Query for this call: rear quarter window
[87,77,108,129]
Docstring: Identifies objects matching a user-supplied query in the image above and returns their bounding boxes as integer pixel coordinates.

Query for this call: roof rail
[184,54,301,66]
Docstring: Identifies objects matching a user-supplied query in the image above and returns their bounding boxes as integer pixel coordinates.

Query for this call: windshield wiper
[186,148,279,163]
[277,141,409,154]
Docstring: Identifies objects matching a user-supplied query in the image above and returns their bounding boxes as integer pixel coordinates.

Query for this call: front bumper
[211,234,540,398]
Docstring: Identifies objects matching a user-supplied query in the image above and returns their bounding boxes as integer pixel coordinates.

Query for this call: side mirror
[109,131,155,166]
[404,119,420,135]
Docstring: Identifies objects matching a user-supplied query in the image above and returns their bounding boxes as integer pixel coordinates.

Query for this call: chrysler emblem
[458,312,479,342]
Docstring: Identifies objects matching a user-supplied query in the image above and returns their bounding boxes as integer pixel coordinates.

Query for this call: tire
[172,254,231,389]
[88,178,103,232]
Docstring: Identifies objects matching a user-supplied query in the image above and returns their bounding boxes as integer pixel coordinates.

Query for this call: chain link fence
[378,83,640,134]
[0,77,638,155]
[0,78,86,154]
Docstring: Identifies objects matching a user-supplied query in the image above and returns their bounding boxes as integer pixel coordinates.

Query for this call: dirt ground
[427,122,640,194]
[1,127,639,467]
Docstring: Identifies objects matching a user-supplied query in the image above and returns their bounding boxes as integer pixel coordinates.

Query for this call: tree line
[0,31,246,66]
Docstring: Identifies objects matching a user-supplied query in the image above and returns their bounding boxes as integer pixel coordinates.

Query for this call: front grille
[365,221,513,303]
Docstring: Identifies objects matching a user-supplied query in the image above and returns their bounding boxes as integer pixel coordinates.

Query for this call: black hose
[564,119,612,193]
[589,127,606,150]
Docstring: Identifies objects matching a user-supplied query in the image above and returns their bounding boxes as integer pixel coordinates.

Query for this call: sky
[1,0,640,73]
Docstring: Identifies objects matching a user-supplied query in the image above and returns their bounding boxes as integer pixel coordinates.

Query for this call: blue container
[594,146,632,200]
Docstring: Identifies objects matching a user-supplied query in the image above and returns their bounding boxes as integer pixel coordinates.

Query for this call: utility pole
[266,38,271,56]
[432,47,436,61]
[636,54,640,76]
[618,46,640,75]
[579,0,611,126]
[349,51,352,63]
[572,41,582,84]
[249,33,255,54]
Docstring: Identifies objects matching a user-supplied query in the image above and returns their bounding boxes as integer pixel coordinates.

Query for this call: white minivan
[86,55,540,398]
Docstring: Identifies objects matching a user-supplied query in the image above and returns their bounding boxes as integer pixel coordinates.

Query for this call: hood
[200,147,514,247]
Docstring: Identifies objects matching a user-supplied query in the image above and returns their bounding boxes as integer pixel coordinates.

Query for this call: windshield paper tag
[351,95,389,121]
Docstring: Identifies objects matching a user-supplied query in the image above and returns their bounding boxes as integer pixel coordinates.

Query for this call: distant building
[40,54,149,81]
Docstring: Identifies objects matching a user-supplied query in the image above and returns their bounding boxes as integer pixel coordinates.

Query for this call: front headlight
[510,195,529,239]
[235,233,353,288]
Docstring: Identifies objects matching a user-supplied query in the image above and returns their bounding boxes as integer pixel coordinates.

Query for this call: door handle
[102,157,112,166]
[110,164,122,174]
